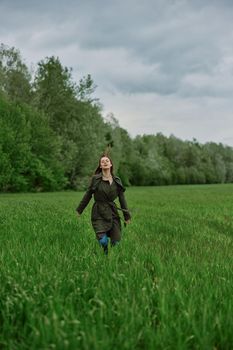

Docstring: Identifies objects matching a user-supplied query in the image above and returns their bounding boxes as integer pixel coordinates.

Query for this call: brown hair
[94,154,114,175]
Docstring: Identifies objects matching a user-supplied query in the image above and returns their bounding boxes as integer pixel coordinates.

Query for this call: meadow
[0,185,232,350]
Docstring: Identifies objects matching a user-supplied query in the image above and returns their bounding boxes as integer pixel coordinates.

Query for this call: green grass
[0,185,233,349]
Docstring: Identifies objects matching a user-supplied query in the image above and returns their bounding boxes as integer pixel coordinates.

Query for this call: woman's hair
[94,154,114,175]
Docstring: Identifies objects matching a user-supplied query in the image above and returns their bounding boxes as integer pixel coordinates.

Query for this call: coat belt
[95,200,129,213]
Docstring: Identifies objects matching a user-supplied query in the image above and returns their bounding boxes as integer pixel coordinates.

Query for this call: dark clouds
[1,0,233,144]
[1,0,232,96]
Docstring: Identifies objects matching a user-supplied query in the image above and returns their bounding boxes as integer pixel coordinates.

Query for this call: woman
[76,154,131,254]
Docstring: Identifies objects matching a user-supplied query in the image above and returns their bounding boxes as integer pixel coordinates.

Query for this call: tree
[33,56,108,189]
[0,44,32,103]
[0,95,66,192]
[33,56,77,131]
[77,74,99,104]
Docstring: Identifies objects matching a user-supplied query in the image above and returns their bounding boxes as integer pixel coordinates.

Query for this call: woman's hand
[125,219,131,225]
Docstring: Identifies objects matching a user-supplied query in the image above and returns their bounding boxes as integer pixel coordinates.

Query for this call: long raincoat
[76,173,131,233]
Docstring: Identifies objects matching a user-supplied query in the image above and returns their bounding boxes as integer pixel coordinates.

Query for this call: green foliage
[130,135,174,185]
[0,96,66,191]
[33,56,77,131]
[67,102,106,185]
[32,56,107,189]
[129,134,233,186]
[0,43,32,103]
[1,43,233,192]
[77,73,98,104]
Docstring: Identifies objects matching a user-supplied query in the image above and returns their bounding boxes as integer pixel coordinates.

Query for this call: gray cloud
[1,0,232,95]
[1,0,233,145]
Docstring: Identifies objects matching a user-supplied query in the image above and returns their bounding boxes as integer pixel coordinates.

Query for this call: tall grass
[0,185,232,349]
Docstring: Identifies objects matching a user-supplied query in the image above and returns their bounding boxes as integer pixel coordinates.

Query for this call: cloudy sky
[1,0,233,146]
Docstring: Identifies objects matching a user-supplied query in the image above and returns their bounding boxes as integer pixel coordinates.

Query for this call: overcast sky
[1,0,233,146]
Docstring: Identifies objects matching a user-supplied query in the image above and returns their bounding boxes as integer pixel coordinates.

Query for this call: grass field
[0,185,233,349]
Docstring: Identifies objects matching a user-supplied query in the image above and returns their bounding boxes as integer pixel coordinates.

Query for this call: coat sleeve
[118,188,131,221]
[76,177,94,214]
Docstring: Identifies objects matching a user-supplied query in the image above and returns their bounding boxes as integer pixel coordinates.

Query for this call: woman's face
[100,156,112,170]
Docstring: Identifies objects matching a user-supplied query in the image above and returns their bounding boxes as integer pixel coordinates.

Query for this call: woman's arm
[76,177,94,215]
[118,189,131,222]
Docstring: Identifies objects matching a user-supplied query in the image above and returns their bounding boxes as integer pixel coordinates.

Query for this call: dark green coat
[76,173,131,233]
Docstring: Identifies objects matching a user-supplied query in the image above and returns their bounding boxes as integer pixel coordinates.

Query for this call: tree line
[1,43,233,192]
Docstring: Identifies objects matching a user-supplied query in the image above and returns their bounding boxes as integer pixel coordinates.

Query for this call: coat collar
[95,173,102,179]
[93,173,125,191]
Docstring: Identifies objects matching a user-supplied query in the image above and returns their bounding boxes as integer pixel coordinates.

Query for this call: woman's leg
[96,232,109,255]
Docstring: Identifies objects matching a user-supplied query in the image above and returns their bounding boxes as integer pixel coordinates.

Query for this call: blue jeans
[97,231,120,254]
